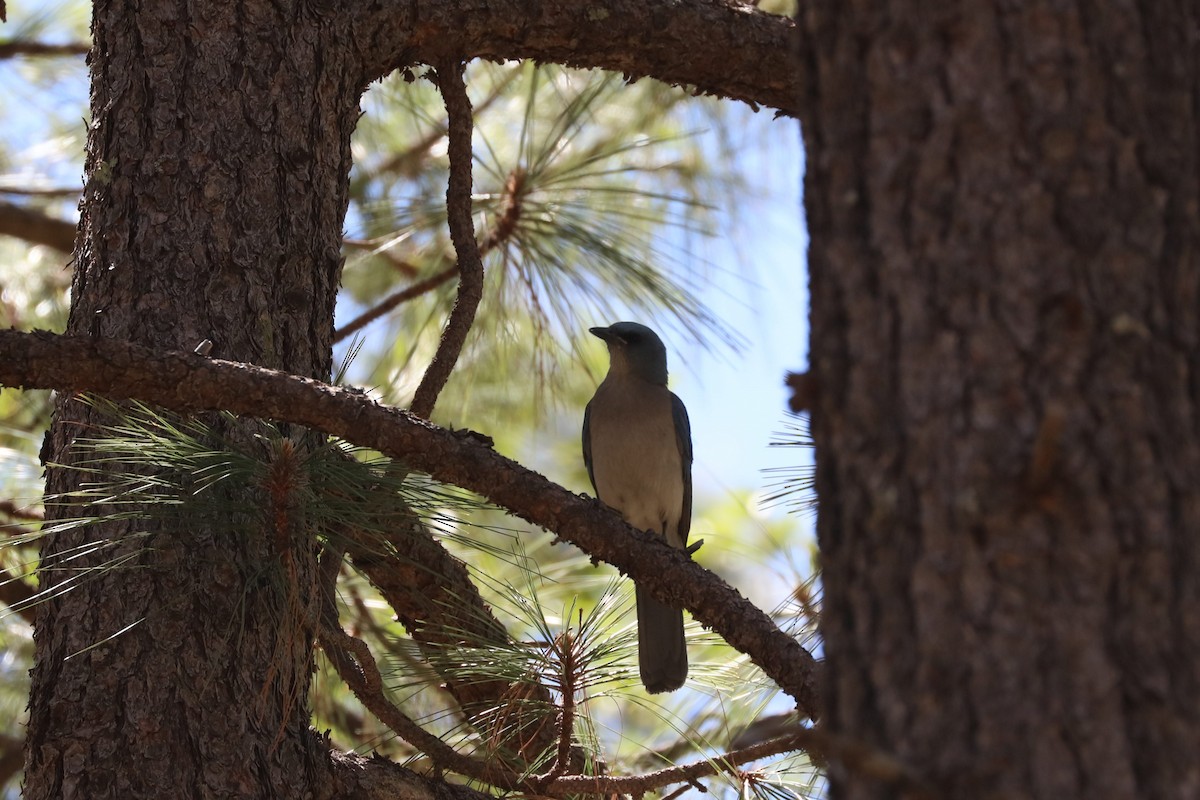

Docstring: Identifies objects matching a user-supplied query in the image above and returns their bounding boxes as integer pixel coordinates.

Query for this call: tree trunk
[24,3,361,797]
[799,1,1199,798]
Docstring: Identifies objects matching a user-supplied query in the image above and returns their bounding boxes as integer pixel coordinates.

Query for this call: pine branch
[318,619,523,789]
[331,164,525,344]
[409,59,484,419]
[0,735,23,795]
[333,264,459,344]
[0,40,90,60]
[544,727,934,798]
[0,200,75,254]
[319,618,925,799]
[353,65,520,189]
[327,739,496,800]
[339,504,564,765]
[353,0,804,118]
[0,499,43,521]
[0,329,821,716]
[0,565,36,623]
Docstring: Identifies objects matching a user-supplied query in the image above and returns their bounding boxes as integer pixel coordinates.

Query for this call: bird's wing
[671,392,693,545]
[582,399,597,491]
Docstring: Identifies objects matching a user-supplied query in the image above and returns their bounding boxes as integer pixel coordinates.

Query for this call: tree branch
[0,200,75,254]
[319,620,522,789]
[339,505,564,765]
[0,566,36,624]
[544,726,935,798]
[324,618,905,800]
[0,499,43,521]
[0,507,38,622]
[0,330,820,716]
[341,237,421,277]
[351,65,520,191]
[328,748,494,800]
[333,264,458,344]
[409,59,484,419]
[0,185,82,199]
[547,732,806,795]
[333,164,525,344]
[352,0,803,118]
[0,734,23,796]
[0,40,90,60]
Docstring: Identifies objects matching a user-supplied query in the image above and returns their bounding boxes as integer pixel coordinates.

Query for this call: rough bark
[24,2,362,797]
[799,1,1199,798]
[350,0,803,117]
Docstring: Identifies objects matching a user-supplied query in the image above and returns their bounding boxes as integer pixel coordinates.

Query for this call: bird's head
[589,321,670,385]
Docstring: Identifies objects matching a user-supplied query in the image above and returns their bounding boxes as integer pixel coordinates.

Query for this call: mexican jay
[582,322,691,693]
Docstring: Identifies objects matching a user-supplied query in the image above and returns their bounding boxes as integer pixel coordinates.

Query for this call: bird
[582,321,691,693]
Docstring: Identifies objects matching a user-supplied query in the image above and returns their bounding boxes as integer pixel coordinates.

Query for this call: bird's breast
[587,380,685,544]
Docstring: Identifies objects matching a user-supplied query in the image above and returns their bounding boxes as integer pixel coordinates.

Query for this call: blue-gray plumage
[582,322,691,693]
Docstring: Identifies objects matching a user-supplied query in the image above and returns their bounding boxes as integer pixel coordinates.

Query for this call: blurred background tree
[0,1,816,798]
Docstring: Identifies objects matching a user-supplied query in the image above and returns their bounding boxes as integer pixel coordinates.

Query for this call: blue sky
[669,111,815,611]
[672,115,809,499]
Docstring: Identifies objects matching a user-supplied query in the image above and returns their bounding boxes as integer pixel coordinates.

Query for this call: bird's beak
[589,326,618,343]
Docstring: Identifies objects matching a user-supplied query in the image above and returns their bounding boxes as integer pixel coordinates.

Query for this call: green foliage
[762,413,817,515]
[36,398,477,539]
[0,3,817,796]
[341,63,741,424]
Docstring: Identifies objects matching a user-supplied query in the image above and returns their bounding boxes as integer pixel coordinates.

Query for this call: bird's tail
[636,586,687,693]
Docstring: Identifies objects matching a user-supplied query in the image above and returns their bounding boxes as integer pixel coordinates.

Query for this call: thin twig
[362,66,519,186]
[536,629,577,788]
[332,163,524,344]
[333,264,459,344]
[316,541,346,631]
[661,782,693,800]
[335,159,526,346]
[409,58,485,419]
[543,727,936,798]
[318,620,523,790]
